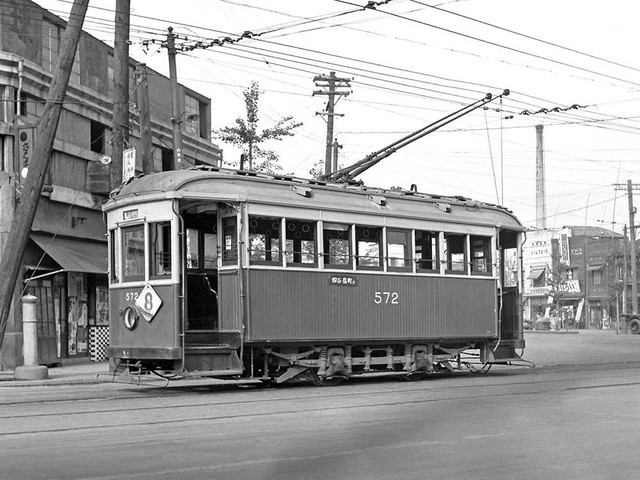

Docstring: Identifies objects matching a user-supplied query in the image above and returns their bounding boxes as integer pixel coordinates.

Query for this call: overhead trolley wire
[410,0,640,76]
[27,0,640,136]
[333,0,640,91]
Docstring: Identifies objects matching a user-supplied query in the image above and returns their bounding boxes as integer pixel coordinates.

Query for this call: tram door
[183,207,219,333]
[498,229,521,340]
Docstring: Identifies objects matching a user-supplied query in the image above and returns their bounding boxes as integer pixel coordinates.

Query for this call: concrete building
[0,0,222,369]
[523,226,625,329]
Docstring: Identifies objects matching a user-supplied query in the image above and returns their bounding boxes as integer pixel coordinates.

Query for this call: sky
[34,0,640,234]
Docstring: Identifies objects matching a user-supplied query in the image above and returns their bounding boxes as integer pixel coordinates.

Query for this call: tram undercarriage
[109,338,524,386]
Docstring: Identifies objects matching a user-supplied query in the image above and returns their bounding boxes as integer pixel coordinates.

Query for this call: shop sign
[556,280,580,293]
[123,148,136,181]
[16,125,35,179]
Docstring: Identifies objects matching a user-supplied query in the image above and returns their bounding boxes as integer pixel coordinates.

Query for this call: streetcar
[104,166,525,385]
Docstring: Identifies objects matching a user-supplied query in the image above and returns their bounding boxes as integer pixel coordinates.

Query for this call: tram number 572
[374,291,399,305]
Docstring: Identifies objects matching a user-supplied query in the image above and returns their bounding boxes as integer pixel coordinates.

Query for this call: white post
[14,294,49,380]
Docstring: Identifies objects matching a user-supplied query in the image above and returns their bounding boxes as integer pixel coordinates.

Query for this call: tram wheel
[309,370,344,387]
[628,318,640,335]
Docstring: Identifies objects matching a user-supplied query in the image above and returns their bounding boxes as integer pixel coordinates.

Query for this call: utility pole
[135,64,153,173]
[623,225,628,312]
[0,0,89,349]
[167,27,184,170]
[111,0,130,188]
[313,72,351,176]
[615,181,640,313]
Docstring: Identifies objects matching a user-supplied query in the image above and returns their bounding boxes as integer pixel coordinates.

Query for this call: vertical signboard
[122,147,136,182]
[16,125,35,179]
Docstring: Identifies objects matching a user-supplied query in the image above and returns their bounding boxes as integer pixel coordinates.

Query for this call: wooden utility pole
[623,224,628,312]
[615,181,640,314]
[111,0,130,188]
[135,64,153,173]
[167,27,184,170]
[313,72,351,176]
[0,0,89,349]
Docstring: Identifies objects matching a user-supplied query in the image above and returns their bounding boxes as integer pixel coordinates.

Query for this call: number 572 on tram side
[104,167,526,385]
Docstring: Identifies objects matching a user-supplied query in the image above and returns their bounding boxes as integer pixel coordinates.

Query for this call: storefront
[25,234,108,364]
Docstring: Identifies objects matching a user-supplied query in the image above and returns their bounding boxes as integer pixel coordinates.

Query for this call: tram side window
[110,229,120,282]
[222,217,238,266]
[249,216,282,264]
[285,219,317,266]
[415,230,438,272]
[150,222,171,278]
[186,228,200,269]
[444,233,467,273]
[324,223,351,268]
[387,229,411,271]
[356,226,382,270]
[470,236,492,275]
[122,225,145,282]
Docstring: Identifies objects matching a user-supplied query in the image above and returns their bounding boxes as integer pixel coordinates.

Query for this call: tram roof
[104,167,524,231]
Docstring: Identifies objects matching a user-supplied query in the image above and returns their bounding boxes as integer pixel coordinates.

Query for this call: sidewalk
[0,361,109,387]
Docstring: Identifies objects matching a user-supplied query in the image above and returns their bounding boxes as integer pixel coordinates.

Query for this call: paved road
[2,331,640,480]
[522,329,640,367]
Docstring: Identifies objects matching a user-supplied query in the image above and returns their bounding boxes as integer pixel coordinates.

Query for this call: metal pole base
[14,365,49,381]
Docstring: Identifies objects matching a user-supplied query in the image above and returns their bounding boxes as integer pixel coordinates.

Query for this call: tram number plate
[374,291,399,305]
[135,284,163,322]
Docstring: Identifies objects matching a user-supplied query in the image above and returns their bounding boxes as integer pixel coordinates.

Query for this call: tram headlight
[122,306,139,331]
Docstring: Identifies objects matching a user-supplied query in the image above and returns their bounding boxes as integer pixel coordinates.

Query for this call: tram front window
[122,225,145,282]
[150,221,171,278]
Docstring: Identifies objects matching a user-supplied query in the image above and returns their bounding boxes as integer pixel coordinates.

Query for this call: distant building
[0,0,222,369]
[523,226,625,329]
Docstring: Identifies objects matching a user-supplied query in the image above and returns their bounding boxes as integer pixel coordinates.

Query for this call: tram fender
[481,343,523,364]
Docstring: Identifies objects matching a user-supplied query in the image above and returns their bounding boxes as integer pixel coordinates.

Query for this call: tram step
[184,345,243,374]
[185,345,234,354]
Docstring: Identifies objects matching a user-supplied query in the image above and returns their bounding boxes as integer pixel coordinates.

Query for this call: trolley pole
[313,72,351,176]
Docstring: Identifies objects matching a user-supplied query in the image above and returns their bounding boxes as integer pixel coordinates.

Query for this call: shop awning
[527,268,546,280]
[31,233,107,274]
